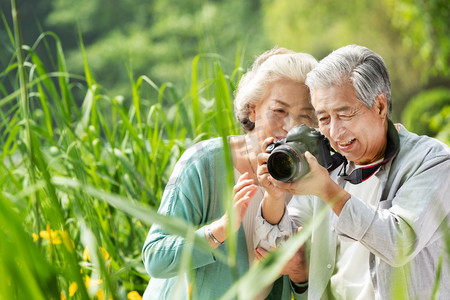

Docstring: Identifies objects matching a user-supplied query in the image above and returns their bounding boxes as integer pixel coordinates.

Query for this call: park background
[1,0,449,299]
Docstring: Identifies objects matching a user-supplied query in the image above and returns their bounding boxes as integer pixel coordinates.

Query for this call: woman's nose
[282,115,304,132]
[282,116,294,132]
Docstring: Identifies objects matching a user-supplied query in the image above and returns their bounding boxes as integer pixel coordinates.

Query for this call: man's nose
[329,118,343,140]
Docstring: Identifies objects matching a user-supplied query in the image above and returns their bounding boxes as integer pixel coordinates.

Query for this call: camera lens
[267,147,300,182]
[267,144,310,182]
[269,152,295,179]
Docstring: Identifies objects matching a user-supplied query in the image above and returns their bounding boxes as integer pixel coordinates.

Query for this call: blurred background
[1,0,449,138]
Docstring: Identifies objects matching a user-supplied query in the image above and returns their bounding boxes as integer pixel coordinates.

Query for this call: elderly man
[255,45,450,299]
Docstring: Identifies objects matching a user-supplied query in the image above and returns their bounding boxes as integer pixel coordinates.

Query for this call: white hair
[234,46,318,131]
[305,44,392,115]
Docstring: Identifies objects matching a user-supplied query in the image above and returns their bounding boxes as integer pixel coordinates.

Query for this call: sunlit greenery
[1,0,448,299]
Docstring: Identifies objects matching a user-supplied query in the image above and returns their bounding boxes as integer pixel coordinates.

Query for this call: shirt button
[327,264,332,269]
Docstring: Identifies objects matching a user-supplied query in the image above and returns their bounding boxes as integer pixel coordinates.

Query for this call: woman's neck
[229,134,259,184]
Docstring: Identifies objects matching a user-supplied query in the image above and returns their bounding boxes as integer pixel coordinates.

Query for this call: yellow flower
[32,233,39,242]
[127,291,142,300]
[40,226,62,245]
[60,291,67,300]
[97,289,105,300]
[60,231,75,252]
[83,247,90,261]
[100,247,110,261]
[84,275,103,290]
[83,246,110,261]
[95,289,113,300]
[69,282,78,297]
[137,220,142,227]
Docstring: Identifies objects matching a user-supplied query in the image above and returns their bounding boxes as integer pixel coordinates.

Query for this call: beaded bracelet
[206,226,224,246]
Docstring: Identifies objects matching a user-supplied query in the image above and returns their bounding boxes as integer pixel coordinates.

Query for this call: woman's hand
[230,172,259,231]
[257,137,288,224]
[206,172,257,247]
[256,137,287,200]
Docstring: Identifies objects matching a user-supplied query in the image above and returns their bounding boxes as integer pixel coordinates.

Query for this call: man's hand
[270,151,350,216]
[254,228,309,284]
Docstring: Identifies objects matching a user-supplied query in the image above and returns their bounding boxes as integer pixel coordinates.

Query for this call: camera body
[265,125,344,182]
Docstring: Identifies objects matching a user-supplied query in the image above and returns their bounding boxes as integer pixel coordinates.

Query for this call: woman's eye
[274,108,286,114]
[299,115,313,121]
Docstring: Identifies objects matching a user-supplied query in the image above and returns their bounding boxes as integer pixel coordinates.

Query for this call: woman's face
[249,80,315,151]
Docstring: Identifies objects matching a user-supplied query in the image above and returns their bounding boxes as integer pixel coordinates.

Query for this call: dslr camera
[265,125,344,182]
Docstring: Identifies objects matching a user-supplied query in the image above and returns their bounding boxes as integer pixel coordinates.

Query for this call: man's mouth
[338,138,356,147]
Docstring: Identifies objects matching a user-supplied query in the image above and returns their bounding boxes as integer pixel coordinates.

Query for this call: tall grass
[2,2,288,299]
[1,2,448,300]
[1,2,243,299]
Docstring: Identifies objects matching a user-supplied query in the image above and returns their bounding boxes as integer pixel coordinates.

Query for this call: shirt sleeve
[142,140,225,278]
[335,153,450,266]
[254,204,296,249]
[142,186,217,278]
[254,195,315,249]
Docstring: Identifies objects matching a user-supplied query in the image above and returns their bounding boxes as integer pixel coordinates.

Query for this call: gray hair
[305,45,392,116]
[234,46,318,131]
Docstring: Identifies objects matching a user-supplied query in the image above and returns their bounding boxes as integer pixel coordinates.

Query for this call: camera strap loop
[339,120,400,184]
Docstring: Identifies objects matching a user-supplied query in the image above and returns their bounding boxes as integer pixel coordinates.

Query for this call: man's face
[313,81,388,165]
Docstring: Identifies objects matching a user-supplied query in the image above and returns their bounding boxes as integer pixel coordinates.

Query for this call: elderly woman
[142,46,317,299]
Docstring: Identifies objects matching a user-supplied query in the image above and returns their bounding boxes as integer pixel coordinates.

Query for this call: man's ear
[249,103,256,123]
[375,93,388,120]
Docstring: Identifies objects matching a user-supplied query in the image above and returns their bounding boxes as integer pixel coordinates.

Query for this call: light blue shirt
[255,124,450,299]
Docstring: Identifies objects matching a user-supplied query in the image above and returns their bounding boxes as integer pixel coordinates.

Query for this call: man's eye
[318,116,329,123]
[339,114,352,120]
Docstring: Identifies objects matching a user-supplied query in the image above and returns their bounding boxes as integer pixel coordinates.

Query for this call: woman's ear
[375,93,388,120]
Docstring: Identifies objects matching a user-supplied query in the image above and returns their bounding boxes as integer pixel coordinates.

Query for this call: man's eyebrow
[315,106,353,115]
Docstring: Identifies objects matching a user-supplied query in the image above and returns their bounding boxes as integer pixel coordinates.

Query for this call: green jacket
[142,137,303,299]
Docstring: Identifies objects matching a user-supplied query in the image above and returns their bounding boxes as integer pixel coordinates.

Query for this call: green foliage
[430,105,450,145]
[401,88,450,138]
[386,0,450,77]
[1,1,449,299]
[1,3,244,297]
[2,0,449,122]
[41,0,267,98]
[260,0,432,120]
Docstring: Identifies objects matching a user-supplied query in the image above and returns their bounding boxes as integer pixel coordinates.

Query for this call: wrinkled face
[249,80,315,150]
[314,81,388,165]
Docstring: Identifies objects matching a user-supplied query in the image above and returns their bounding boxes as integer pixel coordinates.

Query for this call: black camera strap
[339,120,400,184]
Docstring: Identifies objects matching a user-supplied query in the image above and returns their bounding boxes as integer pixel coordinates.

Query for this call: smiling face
[314,81,388,165]
[249,79,315,150]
